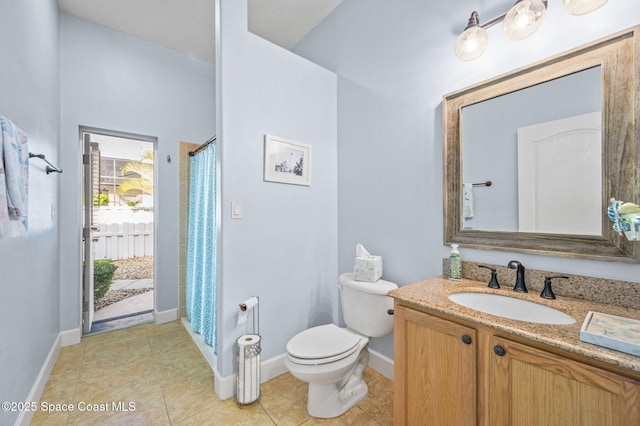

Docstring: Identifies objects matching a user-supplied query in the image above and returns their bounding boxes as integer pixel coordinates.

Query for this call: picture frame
[263,135,311,186]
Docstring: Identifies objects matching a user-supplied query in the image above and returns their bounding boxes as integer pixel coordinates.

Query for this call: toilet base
[307,347,370,418]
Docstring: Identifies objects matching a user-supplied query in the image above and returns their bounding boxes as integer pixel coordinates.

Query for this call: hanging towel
[0,116,29,238]
[463,183,474,220]
[0,136,8,237]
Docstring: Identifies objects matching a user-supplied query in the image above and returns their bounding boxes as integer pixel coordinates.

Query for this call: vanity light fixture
[455,0,548,61]
[456,0,607,61]
[563,0,608,15]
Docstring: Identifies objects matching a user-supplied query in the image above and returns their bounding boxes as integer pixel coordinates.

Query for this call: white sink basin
[448,292,576,325]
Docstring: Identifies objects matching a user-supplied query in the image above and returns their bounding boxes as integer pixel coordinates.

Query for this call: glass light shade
[563,0,607,15]
[455,26,488,61]
[503,0,547,41]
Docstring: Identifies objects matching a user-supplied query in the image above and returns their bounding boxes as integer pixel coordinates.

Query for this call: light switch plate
[231,201,242,219]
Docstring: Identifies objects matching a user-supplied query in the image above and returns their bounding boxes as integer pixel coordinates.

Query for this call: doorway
[81,127,157,334]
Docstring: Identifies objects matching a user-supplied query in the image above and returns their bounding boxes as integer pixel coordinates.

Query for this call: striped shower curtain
[186,144,217,351]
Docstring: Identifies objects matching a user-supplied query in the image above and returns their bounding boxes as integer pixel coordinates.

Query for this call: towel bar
[29,152,62,174]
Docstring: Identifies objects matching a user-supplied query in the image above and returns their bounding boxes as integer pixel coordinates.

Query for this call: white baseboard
[180,317,216,371]
[213,350,392,400]
[244,350,392,382]
[214,368,236,400]
[214,352,288,400]
[15,334,61,426]
[261,353,288,382]
[154,308,177,325]
[215,349,393,399]
[179,319,394,401]
[60,328,81,347]
[180,318,234,400]
[368,348,394,381]
[180,318,289,401]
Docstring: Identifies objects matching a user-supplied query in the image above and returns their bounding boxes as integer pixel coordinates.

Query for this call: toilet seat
[287,324,364,365]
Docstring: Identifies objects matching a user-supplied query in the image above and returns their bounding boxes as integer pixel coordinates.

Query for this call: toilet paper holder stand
[236,297,261,405]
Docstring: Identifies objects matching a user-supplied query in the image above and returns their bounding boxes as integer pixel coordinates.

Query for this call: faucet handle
[478,265,500,289]
[541,275,569,300]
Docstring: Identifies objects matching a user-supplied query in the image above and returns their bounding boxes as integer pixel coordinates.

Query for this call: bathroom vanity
[412,23,640,425]
[390,277,640,426]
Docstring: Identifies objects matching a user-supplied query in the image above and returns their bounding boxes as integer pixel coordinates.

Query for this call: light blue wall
[59,13,215,331]
[294,0,640,359]
[0,1,60,423]
[216,0,338,377]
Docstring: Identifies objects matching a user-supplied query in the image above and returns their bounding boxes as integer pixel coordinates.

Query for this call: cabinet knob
[461,335,472,345]
[493,345,506,356]
[387,309,394,315]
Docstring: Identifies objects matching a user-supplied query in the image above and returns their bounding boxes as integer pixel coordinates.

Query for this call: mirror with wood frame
[443,26,640,262]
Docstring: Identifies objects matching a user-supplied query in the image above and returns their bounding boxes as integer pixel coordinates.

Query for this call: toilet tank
[339,273,398,338]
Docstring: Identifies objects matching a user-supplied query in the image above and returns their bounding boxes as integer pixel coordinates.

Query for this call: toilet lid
[287,324,361,360]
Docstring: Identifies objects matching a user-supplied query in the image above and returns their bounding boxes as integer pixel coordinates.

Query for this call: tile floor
[31,321,394,425]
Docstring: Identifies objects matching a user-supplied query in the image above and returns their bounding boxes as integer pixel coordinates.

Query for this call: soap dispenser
[448,244,462,281]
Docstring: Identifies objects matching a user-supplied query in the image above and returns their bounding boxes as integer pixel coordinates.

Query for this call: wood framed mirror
[443,26,640,262]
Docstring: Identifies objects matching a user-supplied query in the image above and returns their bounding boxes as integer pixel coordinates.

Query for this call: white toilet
[284,272,398,418]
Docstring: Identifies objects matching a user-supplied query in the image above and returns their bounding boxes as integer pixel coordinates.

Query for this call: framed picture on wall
[263,135,311,186]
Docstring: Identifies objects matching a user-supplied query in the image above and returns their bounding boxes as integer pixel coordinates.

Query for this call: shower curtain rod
[188,135,216,157]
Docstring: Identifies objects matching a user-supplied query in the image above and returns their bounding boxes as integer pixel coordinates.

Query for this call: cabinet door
[394,306,477,426]
[490,336,640,426]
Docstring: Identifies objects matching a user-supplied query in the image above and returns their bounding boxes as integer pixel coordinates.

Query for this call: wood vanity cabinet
[394,305,477,425]
[394,304,640,426]
[489,336,640,426]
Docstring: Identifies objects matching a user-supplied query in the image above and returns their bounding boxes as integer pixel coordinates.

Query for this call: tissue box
[353,256,383,282]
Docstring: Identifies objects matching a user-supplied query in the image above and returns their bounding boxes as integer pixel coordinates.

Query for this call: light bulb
[455,12,488,61]
[503,0,547,41]
[455,26,488,61]
[563,0,607,15]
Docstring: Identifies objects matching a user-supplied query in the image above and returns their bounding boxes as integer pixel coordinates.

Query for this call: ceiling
[58,0,343,64]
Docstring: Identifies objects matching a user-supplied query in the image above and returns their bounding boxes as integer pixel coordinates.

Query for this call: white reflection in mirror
[461,66,602,235]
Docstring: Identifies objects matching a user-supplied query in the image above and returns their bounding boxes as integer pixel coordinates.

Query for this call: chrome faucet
[507,260,527,293]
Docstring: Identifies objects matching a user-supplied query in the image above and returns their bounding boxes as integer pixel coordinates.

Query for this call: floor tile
[30,406,71,426]
[301,406,380,425]
[259,373,310,426]
[161,374,222,423]
[356,376,394,426]
[175,398,276,425]
[35,321,395,425]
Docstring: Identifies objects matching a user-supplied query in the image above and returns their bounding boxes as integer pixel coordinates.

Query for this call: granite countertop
[390,277,640,375]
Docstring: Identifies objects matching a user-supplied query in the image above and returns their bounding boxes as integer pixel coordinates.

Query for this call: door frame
[82,135,98,333]
[79,126,158,334]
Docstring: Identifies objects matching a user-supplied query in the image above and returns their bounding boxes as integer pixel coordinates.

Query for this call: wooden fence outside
[93,222,154,260]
